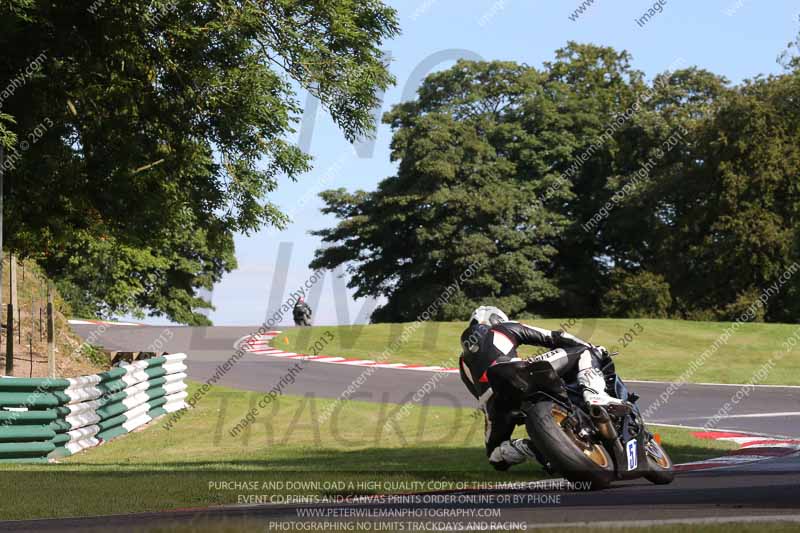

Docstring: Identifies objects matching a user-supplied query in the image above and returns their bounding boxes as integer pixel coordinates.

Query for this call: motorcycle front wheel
[525,400,614,490]
[643,436,675,484]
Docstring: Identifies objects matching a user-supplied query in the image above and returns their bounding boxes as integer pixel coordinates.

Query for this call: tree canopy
[0,0,398,324]
[312,42,800,323]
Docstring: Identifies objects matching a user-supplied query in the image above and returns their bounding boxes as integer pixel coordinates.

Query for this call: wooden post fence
[47,287,55,378]
[5,303,13,375]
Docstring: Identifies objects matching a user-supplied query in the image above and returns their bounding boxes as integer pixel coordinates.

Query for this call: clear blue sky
[187,0,799,327]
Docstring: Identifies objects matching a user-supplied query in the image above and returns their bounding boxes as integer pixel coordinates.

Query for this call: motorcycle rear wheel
[525,400,614,490]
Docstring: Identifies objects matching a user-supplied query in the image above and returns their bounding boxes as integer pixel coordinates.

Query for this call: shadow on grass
[0,446,543,520]
[25,446,539,475]
[4,438,731,474]
[0,440,748,521]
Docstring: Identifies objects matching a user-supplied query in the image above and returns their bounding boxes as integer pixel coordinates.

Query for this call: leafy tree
[656,70,800,321]
[0,0,398,323]
[312,61,576,321]
[541,44,647,316]
[313,42,800,324]
[596,67,732,317]
[779,21,800,70]
[312,45,658,322]
[602,270,672,318]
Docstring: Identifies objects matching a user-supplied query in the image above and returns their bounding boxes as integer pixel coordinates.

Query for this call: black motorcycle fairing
[486,360,532,399]
[526,360,568,398]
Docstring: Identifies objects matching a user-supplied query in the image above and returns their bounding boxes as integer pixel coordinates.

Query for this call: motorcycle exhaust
[589,405,618,442]
[590,405,628,478]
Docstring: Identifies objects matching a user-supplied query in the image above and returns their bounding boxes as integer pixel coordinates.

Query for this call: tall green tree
[0,0,398,323]
[597,31,800,322]
[312,44,654,322]
[596,67,732,317]
[625,68,800,321]
[312,42,800,324]
[541,44,647,316]
[312,60,579,321]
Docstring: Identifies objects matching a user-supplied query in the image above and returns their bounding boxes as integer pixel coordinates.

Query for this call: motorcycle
[293,305,312,327]
[294,313,311,327]
[488,353,675,489]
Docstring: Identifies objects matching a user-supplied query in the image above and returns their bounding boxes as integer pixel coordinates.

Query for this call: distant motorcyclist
[293,297,312,326]
[459,306,621,471]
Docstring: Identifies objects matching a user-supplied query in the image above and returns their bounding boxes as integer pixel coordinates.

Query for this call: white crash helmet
[469,306,509,327]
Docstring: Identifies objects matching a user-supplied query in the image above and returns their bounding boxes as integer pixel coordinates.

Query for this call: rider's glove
[592,345,609,358]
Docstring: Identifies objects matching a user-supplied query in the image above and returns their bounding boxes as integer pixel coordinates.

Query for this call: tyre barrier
[0,353,188,463]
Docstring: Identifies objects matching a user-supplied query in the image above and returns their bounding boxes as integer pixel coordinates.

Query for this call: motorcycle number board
[626,438,638,471]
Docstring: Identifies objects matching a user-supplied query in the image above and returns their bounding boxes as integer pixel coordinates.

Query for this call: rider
[459,305,622,471]
[293,297,312,326]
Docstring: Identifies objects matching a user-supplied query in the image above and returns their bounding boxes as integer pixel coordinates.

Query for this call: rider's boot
[578,367,626,408]
[489,438,546,471]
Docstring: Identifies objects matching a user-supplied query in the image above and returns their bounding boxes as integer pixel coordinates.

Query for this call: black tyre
[525,400,615,490]
[644,437,675,484]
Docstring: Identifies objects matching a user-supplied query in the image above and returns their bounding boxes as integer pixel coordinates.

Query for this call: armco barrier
[0,354,188,463]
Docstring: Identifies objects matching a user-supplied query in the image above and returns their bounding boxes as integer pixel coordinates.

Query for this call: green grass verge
[276,318,800,385]
[0,382,736,521]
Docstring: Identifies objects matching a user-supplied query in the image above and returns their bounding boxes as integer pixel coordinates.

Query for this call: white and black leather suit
[459,321,608,470]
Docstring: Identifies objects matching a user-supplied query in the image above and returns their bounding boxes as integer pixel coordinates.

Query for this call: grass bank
[0,382,735,520]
